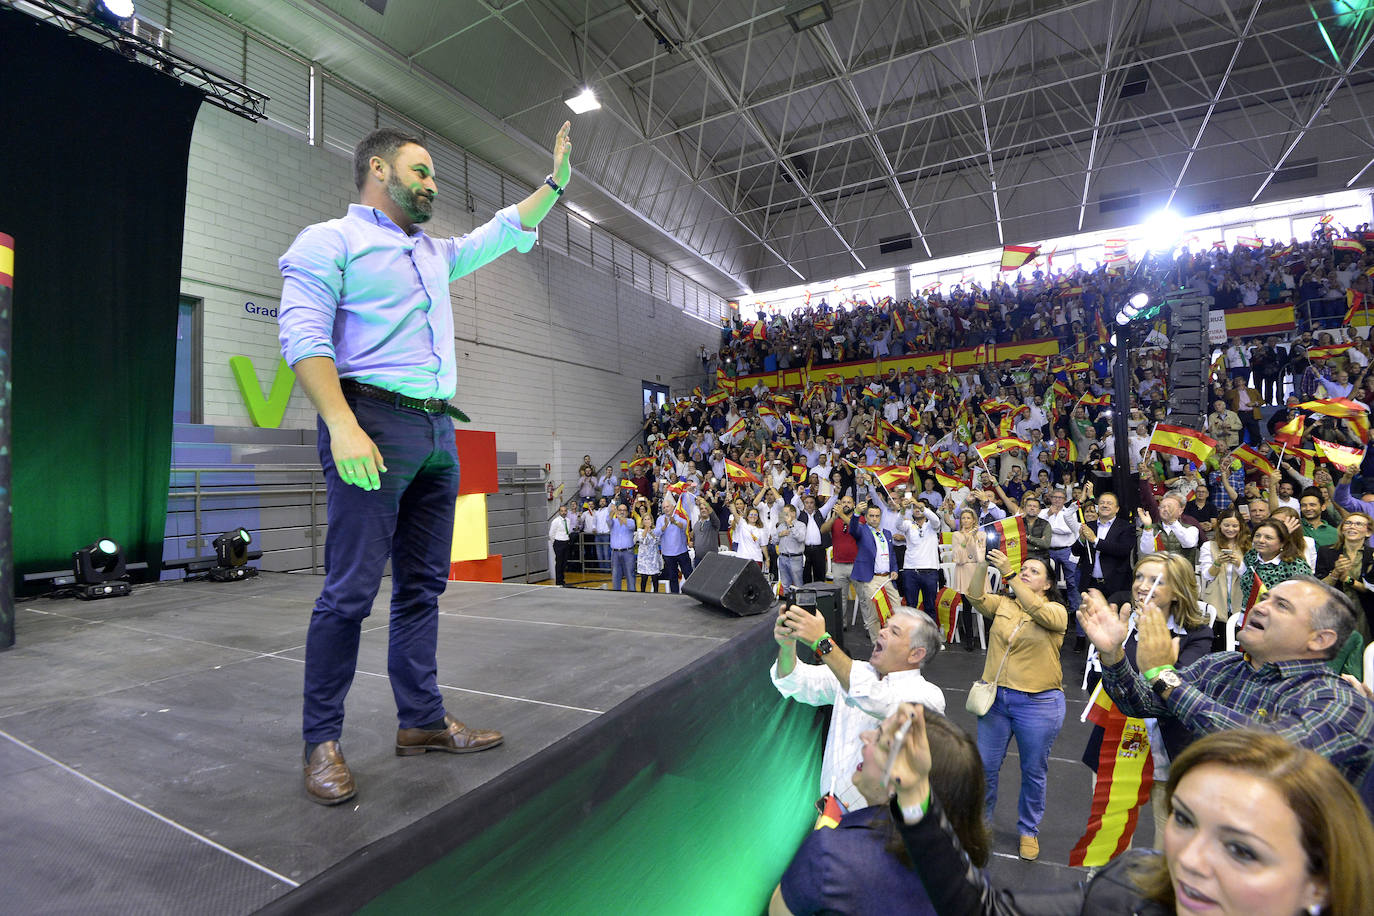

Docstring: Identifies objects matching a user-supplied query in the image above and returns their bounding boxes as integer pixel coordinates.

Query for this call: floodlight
[784,0,833,32]
[210,528,259,582]
[1141,209,1184,252]
[1130,292,1150,309]
[87,0,135,23]
[563,87,600,114]
[72,538,131,599]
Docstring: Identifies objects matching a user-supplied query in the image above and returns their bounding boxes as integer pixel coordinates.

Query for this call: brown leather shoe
[1018,835,1039,861]
[396,714,503,756]
[304,741,356,806]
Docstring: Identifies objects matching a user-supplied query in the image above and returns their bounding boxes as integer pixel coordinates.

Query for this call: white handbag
[965,619,1027,717]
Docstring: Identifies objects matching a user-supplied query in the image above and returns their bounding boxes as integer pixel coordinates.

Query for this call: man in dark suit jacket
[1079,491,1136,598]
[847,503,900,641]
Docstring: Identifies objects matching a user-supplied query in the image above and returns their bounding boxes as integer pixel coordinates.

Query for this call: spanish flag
[1272,413,1305,448]
[1232,444,1276,478]
[672,498,691,524]
[879,419,912,441]
[1299,397,1369,419]
[1147,424,1217,466]
[989,515,1028,573]
[892,309,906,333]
[618,479,639,492]
[1080,392,1111,407]
[704,389,728,406]
[724,458,761,486]
[871,583,895,626]
[1051,379,1071,400]
[1287,445,1320,479]
[1000,244,1039,271]
[934,587,960,641]
[862,464,912,490]
[723,417,748,440]
[813,792,844,830]
[716,367,736,391]
[1314,437,1366,472]
[1346,289,1368,326]
[1306,342,1354,361]
[976,436,1032,462]
[749,320,767,341]
[1334,237,1366,253]
[1348,412,1372,444]
[1069,689,1154,867]
[933,469,971,490]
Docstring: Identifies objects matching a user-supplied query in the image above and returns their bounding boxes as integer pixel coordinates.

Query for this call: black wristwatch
[815,636,836,656]
[1149,667,1183,698]
[543,174,566,197]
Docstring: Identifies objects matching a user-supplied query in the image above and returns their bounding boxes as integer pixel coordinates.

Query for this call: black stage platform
[0,574,1111,913]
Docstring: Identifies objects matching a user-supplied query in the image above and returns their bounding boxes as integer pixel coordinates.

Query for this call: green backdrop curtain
[0,9,202,588]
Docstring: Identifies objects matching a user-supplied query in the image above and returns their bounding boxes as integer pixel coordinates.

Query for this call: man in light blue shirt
[608,504,637,591]
[282,122,572,806]
[655,499,694,594]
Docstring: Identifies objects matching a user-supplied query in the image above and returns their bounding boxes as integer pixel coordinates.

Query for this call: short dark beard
[387,170,432,223]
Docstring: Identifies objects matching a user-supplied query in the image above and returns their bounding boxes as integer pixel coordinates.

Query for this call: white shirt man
[896,504,942,570]
[771,606,946,811]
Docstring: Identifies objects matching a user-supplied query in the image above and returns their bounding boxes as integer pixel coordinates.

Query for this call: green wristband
[1141,664,1176,681]
[809,632,832,651]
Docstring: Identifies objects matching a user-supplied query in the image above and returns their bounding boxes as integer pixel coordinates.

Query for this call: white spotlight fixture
[563,87,600,114]
[1130,291,1150,309]
[1141,208,1184,252]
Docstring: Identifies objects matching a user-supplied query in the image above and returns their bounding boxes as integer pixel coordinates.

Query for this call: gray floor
[0,574,759,915]
[0,575,1123,913]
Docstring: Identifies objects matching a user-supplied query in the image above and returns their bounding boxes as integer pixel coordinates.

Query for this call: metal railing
[167,465,328,572]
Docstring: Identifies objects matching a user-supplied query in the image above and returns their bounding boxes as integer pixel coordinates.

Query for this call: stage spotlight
[785,0,833,31]
[72,538,132,600]
[1141,209,1184,252]
[563,87,600,114]
[86,0,135,23]
[210,528,259,582]
[1130,291,1150,309]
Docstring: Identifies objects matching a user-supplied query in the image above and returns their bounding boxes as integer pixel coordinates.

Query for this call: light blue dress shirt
[278,204,537,399]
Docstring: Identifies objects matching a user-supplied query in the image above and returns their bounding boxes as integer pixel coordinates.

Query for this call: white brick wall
[182,108,719,490]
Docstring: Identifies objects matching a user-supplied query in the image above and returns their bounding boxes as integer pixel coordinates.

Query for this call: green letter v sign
[229,355,296,428]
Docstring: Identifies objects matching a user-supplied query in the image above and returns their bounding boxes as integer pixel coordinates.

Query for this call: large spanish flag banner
[1000,244,1039,271]
[1223,303,1295,337]
[1070,689,1154,866]
[1148,424,1217,466]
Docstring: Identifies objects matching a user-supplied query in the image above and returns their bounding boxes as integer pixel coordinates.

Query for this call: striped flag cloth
[1232,445,1276,478]
[724,458,761,486]
[861,465,912,489]
[749,321,767,341]
[1000,244,1039,271]
[814,793,844,830]
[1272,413,1305,448]
[933,470,971,491]
[723,417,748,440]
[871,584,895,626]
[1298,397,1369,419]
[989,516,1029,574]
[704,390,728,406]
[1313,438,1366,472]
[1069,689,1154,867]
[1147,424,1217,466]
[1346,290,1368,326]
[976,436,1032,462]
[1306,342,1354,360]
[934,587,960,641]
[1334,238,1366,253]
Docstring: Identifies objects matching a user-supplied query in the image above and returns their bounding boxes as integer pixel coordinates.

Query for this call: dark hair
[881,712,990,868]
[353,127,424,191]
[1300,485,1325,504]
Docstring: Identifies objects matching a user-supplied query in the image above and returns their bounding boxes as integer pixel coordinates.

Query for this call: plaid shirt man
[1207,465,1246,510]
[1102,652,1374,785]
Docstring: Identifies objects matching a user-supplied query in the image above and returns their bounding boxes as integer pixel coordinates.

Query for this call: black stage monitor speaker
[682,552,773,616]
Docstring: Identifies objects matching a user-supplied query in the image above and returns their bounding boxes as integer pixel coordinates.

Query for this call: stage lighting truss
[210,528,259,582]
[72,537,132,599]
[3,0,268,122]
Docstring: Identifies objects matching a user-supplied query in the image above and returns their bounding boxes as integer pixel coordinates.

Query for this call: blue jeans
[595,534,610,571]
[302,395,459,743]
[901,568,940,622]
[976,687,1066,837]
[1049,547,1080,614]
[611,548,635,590]
[778,553,804,590]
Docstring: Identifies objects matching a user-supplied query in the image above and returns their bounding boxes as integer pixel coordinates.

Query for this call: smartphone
[986,529,1003,550]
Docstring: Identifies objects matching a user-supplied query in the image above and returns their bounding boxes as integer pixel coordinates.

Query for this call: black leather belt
[340,379,469,422]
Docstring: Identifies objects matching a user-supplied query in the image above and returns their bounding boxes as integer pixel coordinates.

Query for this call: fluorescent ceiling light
[564,87,600,114]
[784,0,832,32]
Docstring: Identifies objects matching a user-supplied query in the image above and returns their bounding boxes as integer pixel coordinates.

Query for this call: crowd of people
[548,225,1374,911]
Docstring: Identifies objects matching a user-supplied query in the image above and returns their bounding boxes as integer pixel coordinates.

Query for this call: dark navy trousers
[302,395,459,744]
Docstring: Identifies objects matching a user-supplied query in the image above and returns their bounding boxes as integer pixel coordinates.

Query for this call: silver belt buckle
[423,398,445,413]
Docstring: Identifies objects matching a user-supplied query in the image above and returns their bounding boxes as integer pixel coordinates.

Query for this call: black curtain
[0,10,202,588]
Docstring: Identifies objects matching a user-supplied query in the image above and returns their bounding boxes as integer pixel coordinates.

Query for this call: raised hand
[552,120,572,186]
[1077,588,1130,659]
